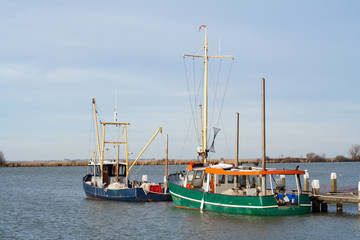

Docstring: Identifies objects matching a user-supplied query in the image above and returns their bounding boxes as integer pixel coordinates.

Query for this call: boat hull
[168,182,311,216]
[83,181,172,202]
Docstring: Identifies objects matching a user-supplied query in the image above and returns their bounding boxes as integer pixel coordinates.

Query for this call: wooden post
[234,112,239,189]
[261,78,266,196]
[331,172,343,212]
[321,202,328,212]
[304,170,309,192]
[164,134,169,188]
[331,172,337,192]
[311,179,320,212]
[358,181,360,215]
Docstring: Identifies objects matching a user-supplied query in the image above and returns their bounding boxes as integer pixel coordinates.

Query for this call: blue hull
[82,181,172,202]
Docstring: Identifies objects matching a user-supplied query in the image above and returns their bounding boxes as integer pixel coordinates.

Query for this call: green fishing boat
[167,26,311,216]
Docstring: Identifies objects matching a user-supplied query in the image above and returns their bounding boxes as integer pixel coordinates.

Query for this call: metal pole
[203,27,208,163]
[235,112,239,168]
[234,112,239,189]
[165,134,168,177]
[261,78,266,196]
[164,134,169,188]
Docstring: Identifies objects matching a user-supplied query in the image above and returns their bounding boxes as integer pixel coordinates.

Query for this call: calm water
[1,162,360,239]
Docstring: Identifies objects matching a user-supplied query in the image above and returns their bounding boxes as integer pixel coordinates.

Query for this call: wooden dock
[310,192,360,214]
[306,174,360,214]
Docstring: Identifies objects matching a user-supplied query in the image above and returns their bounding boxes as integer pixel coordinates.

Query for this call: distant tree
[0,151,6,167]
[348,144,360,160]
[306,152,316,161]
[306,152,325,162]
[335,155,348,162]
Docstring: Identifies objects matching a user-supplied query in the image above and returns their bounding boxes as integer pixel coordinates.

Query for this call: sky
[1,0,360,161]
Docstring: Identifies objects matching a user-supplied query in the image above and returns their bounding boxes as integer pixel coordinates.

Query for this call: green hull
[169,182,311,216]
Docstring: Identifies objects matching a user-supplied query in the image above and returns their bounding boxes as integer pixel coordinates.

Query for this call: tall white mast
[114,89,118,122]
[184,25,234,163]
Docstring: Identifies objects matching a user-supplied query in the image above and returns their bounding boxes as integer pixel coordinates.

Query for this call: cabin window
[187,171,194,181]
[195,171,203,179]
[89,166,94,175]
[237,175,246,187]
[111,166,117,176]
[218,174,225,184]
[96,165,101,176]
[228,175,234,183]
[119,166,126,176]
[249,176,258,188]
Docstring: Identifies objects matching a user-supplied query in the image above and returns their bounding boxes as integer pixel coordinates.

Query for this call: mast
[165,134,168,177]
[164,134,169,188]
[114,89,118,122]
[116,144,119,182]
[199,104,204,158]
[92,98,101,186]
[184,25,234,163]
[234,112,239,189]
[203,27,209,163]
[261,77,266,196]
[235,112,239,167]
[125,124,129,185]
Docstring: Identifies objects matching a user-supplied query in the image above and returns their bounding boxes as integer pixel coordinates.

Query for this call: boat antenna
[114,88,118,123]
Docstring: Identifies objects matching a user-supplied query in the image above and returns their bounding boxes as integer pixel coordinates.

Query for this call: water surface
[1,162,359,239]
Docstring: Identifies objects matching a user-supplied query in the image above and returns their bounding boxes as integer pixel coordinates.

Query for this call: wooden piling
[311,179,321,212]
[358,181,360,215]
[331,173,343,212]
[304,170,309,192]
[330,173,337,192]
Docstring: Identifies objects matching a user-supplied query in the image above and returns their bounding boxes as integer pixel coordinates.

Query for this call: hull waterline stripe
[300,204,312,207]
[170,190,279,209]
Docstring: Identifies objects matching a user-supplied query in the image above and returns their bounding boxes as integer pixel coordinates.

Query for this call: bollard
[304,170,309,192]
[331,173,337,192]
[358,181,360,215]
[330,173,343,212]
[311,179,320,212]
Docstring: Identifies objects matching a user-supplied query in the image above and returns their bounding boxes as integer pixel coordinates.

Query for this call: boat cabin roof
[88,160,126,166]
[185,162,305,176]
[205,167,305,176]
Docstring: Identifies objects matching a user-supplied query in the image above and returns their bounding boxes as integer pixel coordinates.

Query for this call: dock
[305,173,360,214]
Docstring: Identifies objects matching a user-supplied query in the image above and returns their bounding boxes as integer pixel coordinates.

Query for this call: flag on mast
[199,25,207,32]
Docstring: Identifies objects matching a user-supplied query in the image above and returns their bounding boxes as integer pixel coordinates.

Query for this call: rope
[184,57,200,143]
[220,116,231,159]
[216,58,234,126]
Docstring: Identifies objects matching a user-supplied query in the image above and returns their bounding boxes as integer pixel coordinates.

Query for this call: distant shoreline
[3,158,360,167]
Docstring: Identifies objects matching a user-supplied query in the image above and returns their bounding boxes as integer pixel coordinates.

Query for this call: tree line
[0,151,5,167]
[306,144,360,161]
[1,144,360,167]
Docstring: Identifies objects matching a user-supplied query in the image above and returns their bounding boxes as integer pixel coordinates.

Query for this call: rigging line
[207,59,218,143]
[209,58,223,138]
[220,116,232,159]
[195,60,205,144]
[216,58,234,126]
[184,57,199,143]
[192,57,200,143]
[88,105,95,161]
[178,113,195,160]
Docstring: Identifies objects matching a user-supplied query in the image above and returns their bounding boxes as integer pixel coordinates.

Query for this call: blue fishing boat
[82,98,172,202]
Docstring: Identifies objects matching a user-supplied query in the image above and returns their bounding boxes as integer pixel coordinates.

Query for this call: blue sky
[1,0,360,161]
